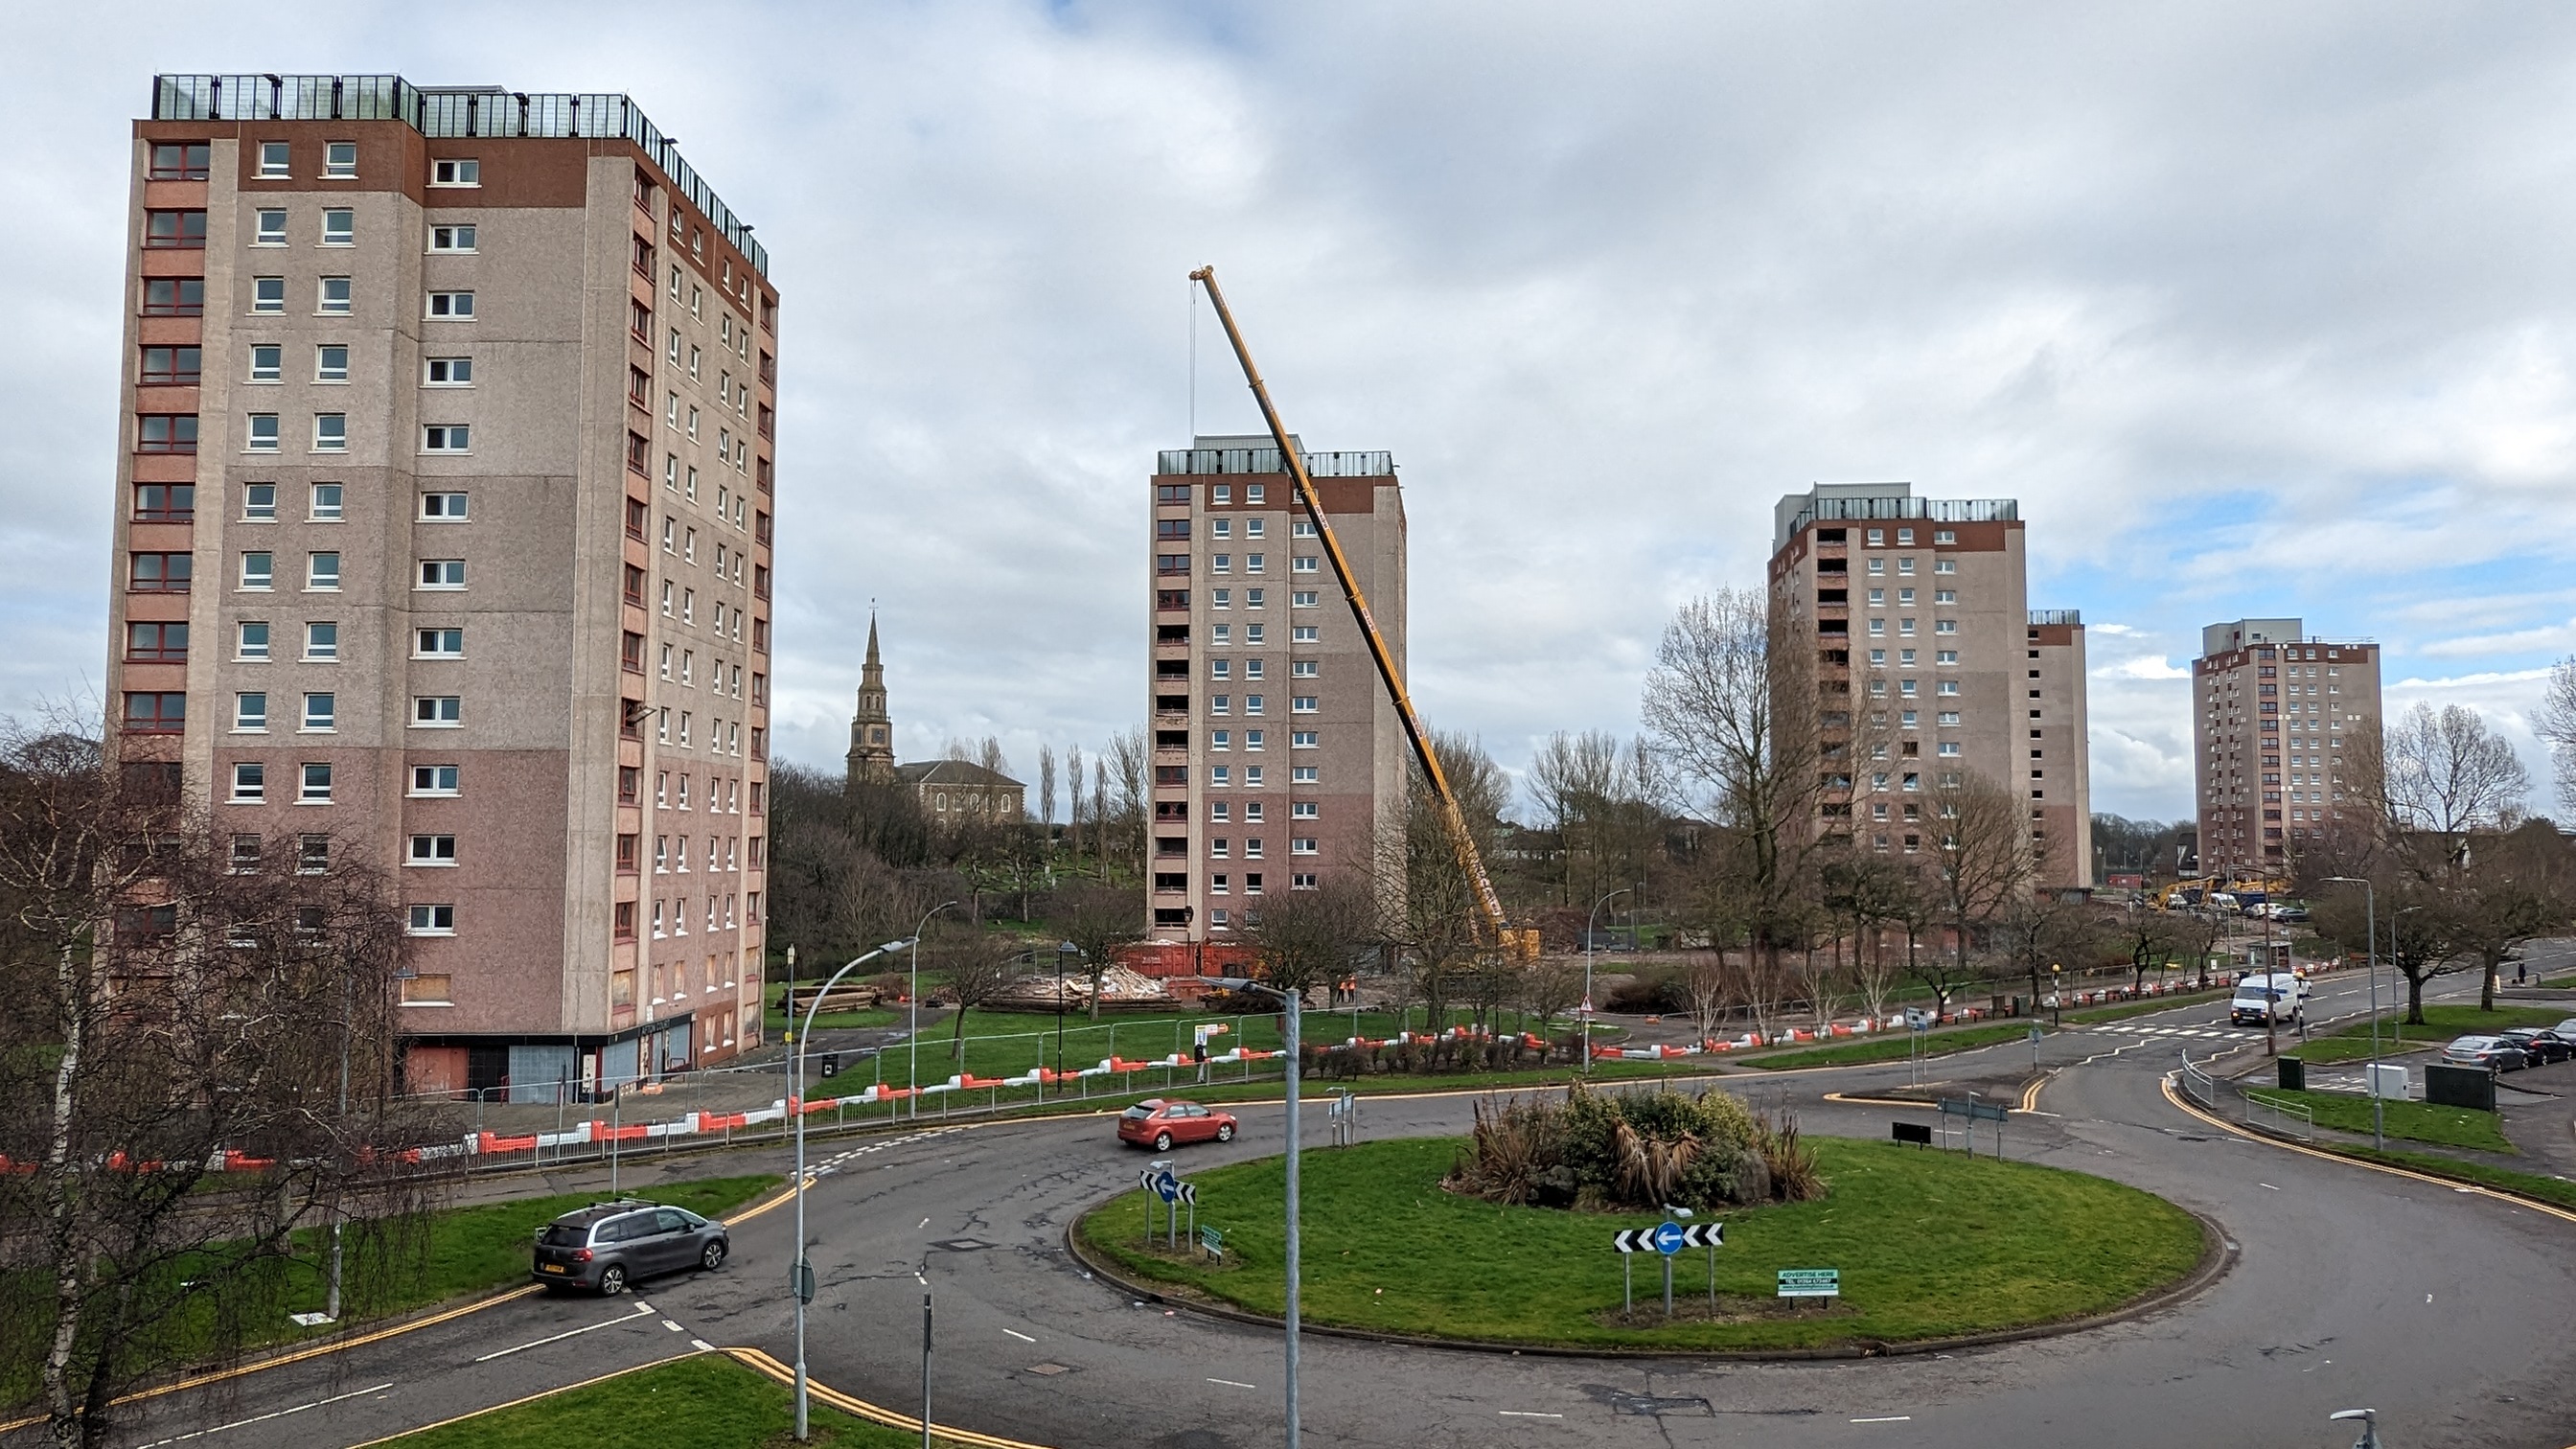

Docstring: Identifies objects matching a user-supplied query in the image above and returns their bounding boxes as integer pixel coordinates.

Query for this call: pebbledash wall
[109,76,779,1100]
[1144,438,1410,942]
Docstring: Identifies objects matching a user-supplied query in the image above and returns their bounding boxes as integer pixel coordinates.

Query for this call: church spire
[846,608,896,789]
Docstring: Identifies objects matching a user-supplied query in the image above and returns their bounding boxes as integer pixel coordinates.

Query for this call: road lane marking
[691,1338,716,1351]
[136,1381,395,1446]
[663,1320,684,1331]
[1207,1377,1256,1389]
[1003,1327,1037,1342]
[1852,1415,1913,1423]
[472,1301,656,1362]
[2260,1183,2279,1190]
[1500,1410,1564,1418]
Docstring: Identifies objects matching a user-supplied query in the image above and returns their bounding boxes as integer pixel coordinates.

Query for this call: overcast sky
[12,2,2576,825]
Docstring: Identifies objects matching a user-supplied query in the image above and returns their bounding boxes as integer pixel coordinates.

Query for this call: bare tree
[2368,702,2530,863]
[0,724,432,1447]
[1516,956,1585,1036]
[1993,892,2099,1017]
[1038,746,1058,835]
[1685,951,1729,1044]
[1248,876,1377,1005]
[938,931,1018,1060]
[1108,728,1148,875]
[1370,731,1506,1033]
[1091,758,1110,881]
[1065,744,1085,868]
[1922,767,2034,1001]
[2535,658,2576,817]
[1057,881,1143,1021]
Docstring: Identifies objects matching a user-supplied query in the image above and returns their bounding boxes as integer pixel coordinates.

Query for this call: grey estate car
[531,1200,729,1295]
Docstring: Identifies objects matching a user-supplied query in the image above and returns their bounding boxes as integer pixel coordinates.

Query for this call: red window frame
[629,365,652,407]
[148,142,211,180]
[139,346,201,386]
[143,210,207,249]
[632,235,655,279]
[621,631,646,674]
[142,278,205,316]
[625,499,649,542]
[630,299,653,342]
[128,553,193,593]
[623,563,648,606]
[125,621,189,661]
[132,484,195,522]
[136,415,198,454]
[122,692,186,733]
[627,431,650,474]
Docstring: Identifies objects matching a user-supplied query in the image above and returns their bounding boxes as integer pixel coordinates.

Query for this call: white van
[2229,972,2308,1027]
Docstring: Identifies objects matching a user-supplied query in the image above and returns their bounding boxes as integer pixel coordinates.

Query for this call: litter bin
[2277,1056,2305,1092]
[819,1051,840,1079]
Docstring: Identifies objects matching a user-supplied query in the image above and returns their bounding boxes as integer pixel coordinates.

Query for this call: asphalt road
[39,966,2576,1449]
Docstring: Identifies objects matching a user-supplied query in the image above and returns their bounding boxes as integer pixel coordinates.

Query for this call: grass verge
[1743,1023,2041,1071]
[1078,1137,2203,1351]
[2242,1089,2513,1152]
[380,1351,966,1447]
[2288,1004,2564,1065]
[2065,989,2231,1024]
[2325,1146,2576,1212]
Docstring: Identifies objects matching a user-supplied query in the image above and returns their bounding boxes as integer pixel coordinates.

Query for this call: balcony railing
[1789,495,2017,534]
[150,74,766,275]
[2028,609,2082,627]
[1157,448,1392,477]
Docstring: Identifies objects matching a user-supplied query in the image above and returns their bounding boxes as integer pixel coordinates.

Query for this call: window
[144,277,205,316]
[430,158,479,187]
[324,141,357,177]
[137,413,199,454]
[423,425,471,452]
[230,762,265,802]
[1292,730,1319,748]
[122,692,186,734]
[413,696,463,726]
[320,209,354,245]
[420,492,469,521]
[424,356,472,385]
[1291,660,1318,678]
[1938,711,1961,725]
[426,291,474,318]
[126,620,188,660]
[1292,696,1318,713]
[149,142,210,180]
[1291,590,1318,608]
[300,762,333,802]
[411,764,460,796]
[428,223,476,252]
[141,345,202,385]
[311,414,346,451]
[145,209,207,249]
[233,692,268,731]
[1292,765,1319,783]
[1292,801,1319,818]
[1292,555,1319,574]
[1291,838,1319,855]
[233,621,270,660]
[300,693,334,731]
[416,627,465,658]
[304,622,337,660]
[418,560,466,588]
[237,551,272,590]
[1934,559,1956,574]
[317,277,352,314]
[1292,626,1319,644]
[406,904,456,935]
[306,552,339,589]
[124,548,192,593]
[406,835,457,866]
[314,345,349,382]
[251,277,285,313]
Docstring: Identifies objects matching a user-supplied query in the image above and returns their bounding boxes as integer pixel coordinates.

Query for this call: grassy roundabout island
[1078,1135,2210,1352]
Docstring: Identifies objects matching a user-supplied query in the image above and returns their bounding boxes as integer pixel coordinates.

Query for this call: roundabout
[1072,1135,2215,1356]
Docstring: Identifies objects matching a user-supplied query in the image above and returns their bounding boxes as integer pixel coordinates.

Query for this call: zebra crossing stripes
[2089,1023,2241,1039]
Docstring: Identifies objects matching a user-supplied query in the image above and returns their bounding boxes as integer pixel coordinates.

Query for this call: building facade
[2192,619,2382,876]
[111,75,777,1100]
[1147,437,1408,940]
[1767,483,2091,886]
[846,614,894,785]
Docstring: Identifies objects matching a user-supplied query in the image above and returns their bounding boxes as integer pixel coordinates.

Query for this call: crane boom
[1187,265,1515,950]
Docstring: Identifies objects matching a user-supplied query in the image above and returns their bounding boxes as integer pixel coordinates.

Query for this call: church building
[845,616,1026,821]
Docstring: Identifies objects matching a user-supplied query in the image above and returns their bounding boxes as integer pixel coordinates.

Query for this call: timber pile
[984,966,1179,1014]
[777,981,884,1017]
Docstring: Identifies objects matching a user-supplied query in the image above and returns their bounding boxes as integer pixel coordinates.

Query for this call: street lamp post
[1212,975,1303,1449]
[2325,876,2382,1151]
[908,902,959,1120]
[794,937,914,1441]
[1584,887,1631,1074]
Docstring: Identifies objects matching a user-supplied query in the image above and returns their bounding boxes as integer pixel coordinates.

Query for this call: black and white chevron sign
[1613,1222,1724,1253]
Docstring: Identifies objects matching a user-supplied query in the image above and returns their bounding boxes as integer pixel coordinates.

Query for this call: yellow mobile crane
[1189,266,1538,962]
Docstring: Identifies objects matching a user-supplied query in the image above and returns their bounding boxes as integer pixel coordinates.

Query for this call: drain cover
[1611,1394,1713,1416]
[930,1238,997,1253]
[1025,1362,1073,1376]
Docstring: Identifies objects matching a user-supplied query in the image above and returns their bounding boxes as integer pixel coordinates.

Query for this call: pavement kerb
[1061,1184,2233,1363]
[2161,1074,2576,1227]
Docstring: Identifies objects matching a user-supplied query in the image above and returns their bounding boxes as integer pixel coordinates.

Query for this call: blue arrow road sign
[1653,1221,1686,1255]
[1152,1169,1180,1202]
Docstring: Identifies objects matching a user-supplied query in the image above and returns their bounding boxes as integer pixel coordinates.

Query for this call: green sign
[1199,1225,1224,1259]
[1777,1268,1840,1299]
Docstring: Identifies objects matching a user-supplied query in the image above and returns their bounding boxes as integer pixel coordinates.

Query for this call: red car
[1117,1098,1238,1151]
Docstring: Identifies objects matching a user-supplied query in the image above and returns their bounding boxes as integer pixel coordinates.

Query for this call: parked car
[2554,1017,2576,1039]
[531,1200,728,1295]
[1117,1098,1238,1151]
[2441,1036,2532,1072]
[2495,1028,2574,1065]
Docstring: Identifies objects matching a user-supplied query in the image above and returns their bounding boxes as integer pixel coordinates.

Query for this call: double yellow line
[727,1346,1050,1448]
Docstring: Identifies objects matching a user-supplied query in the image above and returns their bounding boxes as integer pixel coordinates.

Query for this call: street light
[794,937,913,1441]
[908,902,959,1120]
[2331,1408,2381,1449]
[2323,876,2383,1150]
[1583,887,1631,1074]
[1209,974,1305,1449]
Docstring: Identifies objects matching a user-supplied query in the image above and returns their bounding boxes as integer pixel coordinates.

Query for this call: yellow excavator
[1189,266,1539,963]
